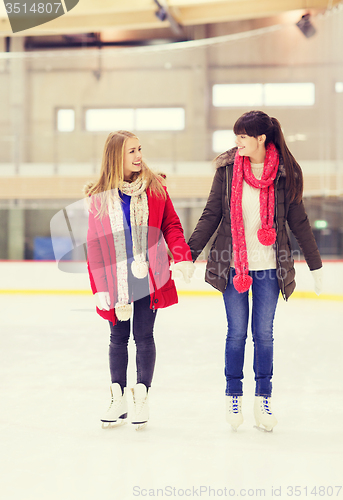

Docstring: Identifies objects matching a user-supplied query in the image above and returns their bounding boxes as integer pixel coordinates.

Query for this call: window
[335,82,343,93]
[57,109,75,132]
[212,130,236,153]
[84,108,185,132]
[136,108,185,131]
[213,84,263,107]
[287,133,307,143]
[213,83,315,107]
[85,109,134,132]
[264,83,315,106]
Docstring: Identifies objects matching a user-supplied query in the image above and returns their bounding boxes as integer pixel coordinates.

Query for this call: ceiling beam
[178,0,342,25]
[0,0,341,36]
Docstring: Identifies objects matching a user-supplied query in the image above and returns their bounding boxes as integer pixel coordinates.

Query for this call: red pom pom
[233,274,253,293]
[257,227,276,246]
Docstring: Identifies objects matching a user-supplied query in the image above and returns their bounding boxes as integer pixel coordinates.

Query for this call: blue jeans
[108,294,157,391]
[223,268,280,397]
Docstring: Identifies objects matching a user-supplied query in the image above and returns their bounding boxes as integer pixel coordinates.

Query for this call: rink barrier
[0,289,342,301]
[0,260,342,300]
[179,290,343,301]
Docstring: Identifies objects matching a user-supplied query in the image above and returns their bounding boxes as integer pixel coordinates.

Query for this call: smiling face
[123,137,142,181]
[235,133,266,164]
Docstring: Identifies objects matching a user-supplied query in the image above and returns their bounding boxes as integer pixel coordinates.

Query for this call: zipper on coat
[224,164,234,292]
[148,267,157,311]
[274,172,286,301]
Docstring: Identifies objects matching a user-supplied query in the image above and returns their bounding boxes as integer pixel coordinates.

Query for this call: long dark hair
[233,110,303,203]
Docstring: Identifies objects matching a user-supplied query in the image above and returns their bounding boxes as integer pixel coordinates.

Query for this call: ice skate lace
[231,396,240,414]
[107,396,122,411]
[134,397,147,415]
[262,397,273,415]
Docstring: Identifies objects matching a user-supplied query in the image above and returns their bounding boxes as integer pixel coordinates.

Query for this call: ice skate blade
[228,423,242,431]
[101,419,127,429]
[254,424,273,433]
[133,422,148,431]
[226,419,243,431]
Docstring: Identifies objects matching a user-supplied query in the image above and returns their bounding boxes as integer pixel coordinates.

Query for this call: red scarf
[230,142,279,293]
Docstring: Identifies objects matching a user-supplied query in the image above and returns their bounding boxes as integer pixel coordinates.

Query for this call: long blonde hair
[85,131,166,217]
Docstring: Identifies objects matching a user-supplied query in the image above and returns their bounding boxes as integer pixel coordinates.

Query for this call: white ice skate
[101,383,128,429]
[254,396,277,432]
[131,383,149,430]
[226,395,243,431]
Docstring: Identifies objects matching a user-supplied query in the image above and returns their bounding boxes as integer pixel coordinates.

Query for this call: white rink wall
[0,260,342,299]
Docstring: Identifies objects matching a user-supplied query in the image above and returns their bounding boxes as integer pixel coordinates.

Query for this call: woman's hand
[94,291,111,310]
[311,268,323,295]
[170,261,195,284]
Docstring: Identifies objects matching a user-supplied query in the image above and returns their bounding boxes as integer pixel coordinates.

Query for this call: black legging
[108,294,157,391]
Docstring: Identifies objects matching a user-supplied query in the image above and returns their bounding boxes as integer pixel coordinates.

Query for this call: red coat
[87,187,192,324]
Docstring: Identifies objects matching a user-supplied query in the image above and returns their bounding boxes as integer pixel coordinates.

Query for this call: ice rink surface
[0,292,342,500]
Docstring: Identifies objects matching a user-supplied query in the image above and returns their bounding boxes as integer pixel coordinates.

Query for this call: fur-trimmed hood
[215,146,286,177]
[215,147,238,168]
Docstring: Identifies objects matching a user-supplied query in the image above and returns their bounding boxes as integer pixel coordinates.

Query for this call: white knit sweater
[231,163,277,271]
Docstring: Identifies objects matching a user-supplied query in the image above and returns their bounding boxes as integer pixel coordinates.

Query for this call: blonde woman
[85,131,194,429]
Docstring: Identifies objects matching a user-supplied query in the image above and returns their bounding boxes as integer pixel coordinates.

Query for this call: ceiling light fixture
[153,0,184,36]
[296,13,316,38]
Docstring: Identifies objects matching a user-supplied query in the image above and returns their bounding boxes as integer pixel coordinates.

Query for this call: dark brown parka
[188,147,322,300]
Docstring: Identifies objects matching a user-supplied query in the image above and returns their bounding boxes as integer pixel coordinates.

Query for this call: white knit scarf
[108,177,149,320]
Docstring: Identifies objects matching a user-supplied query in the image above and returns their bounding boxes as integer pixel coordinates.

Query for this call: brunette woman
[188,111,322,431]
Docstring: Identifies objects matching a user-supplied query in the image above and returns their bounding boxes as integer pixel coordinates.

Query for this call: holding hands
[170,261,195,284]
